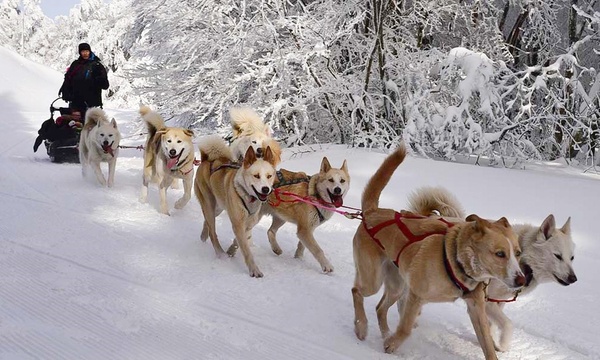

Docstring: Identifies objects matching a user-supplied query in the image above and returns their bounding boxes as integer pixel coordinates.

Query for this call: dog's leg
[201,208,222,242]
[267,215,286,255]
[79,144,88,177]
[352,285,369,341]
[486,302,513,352]
[158,177,171,215]
[231,215,263,278]
[107,157,116,188]
[376,261,404,338]
[140,166,151,203]
[295,224,333,273]
[91,161,107,186]
[198,192,225,255]
[174,177,192,209]
[464,284,499,360]
[383,291,422,354]
[294,241,305,258]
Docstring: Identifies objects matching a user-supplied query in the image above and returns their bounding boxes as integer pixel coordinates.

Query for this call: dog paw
[354,319,368,340]
[226,244,238,257]
[271,245,283,256]
[494,340,510,352]
[383,335,401,354]
[174,198,188,209]
[249,268,264,278]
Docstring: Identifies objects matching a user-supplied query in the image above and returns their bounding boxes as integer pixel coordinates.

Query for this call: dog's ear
[183,129,194,137]
[111,118,118,128]
[320,157,332,173]
[539,214,556,239]
[495,217,511,228]
[341,159,348,173]
[560,216,571,235]
[243,146,257,168]
[262,146,276,166]
[466,214,489,232]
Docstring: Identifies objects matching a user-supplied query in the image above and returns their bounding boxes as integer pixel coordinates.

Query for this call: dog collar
[443,239,472,295]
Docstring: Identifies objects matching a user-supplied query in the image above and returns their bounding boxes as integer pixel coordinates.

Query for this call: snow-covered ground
[1,46,599,359]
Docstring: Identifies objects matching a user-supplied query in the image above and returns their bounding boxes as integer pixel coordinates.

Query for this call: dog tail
[140,105,166,139]
[229,107,270,138]
[407,186,466,218]
[198,135,233,162]
[82,107,107,132]
[361,144,407,213]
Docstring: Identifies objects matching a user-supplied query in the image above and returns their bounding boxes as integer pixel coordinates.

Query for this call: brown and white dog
[351,145,525,360]
[260,157,350,273]
[228,107,282,167]
[407,186,577,351]
[139,106,195,215]
[194,135,277,278]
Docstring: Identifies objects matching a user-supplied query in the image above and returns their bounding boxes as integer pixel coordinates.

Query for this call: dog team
[74,106,577,360]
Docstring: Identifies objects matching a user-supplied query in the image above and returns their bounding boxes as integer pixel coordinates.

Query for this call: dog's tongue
[102,144,114,156]
[331,195,343,208]
[167,156,179,169]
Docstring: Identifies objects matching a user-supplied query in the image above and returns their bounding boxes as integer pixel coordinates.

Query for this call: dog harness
[270,170,329,223]
[363,212,474,294]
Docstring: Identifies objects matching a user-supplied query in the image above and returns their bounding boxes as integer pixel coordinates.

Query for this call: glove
[69,120,83,130]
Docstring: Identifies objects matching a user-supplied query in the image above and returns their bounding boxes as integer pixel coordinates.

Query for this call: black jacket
[59,53,109,110]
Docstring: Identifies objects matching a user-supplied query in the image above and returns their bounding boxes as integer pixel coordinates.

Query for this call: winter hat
[78,43,91,53]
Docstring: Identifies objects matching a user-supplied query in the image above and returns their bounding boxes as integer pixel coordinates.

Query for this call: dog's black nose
[261,186,270,194]
[514,273,526,288]
[568,273,578,284]
[169,149,177,156]
[333,187,341,195]
[103,140,109,146]
[256,147,264,157]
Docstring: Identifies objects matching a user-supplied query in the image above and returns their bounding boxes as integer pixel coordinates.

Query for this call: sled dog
[194,135,277,277]
[351,145,525,360]
[407,186,577,351]
[79,107,121,187]
[228,107,282,166]
[139,106,195,215]
[260,157,350,273]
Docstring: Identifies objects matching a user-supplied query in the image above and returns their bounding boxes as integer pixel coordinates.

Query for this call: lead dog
[351,145,525,360]
[194,135,277,278]
[79,107,121,187]
[228,107,282,166]
[139,106,195,215]
[407,186,577,351]
[260,157,350,273]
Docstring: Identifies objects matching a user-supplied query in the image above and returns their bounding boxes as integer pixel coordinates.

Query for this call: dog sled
[33,97,83,163]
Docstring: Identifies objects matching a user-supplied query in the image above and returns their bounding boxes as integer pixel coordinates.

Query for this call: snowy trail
[1,47,599,359]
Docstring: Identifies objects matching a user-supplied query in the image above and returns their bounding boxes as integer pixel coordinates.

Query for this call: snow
[1,45,599,359]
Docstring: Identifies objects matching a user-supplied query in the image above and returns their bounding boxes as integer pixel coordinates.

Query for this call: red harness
[362,212,455,266]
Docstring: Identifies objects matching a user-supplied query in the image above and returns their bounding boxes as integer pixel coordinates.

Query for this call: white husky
[79,107,121,187]
[407,186,577,351]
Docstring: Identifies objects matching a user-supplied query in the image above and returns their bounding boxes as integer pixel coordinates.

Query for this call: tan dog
[79,107,121,187]
[228,107,282,166]
[139,106,195,215]
[260,157,350,273]
[351,145,526,360]
[194,135,277,278]
[407,186,577,351]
